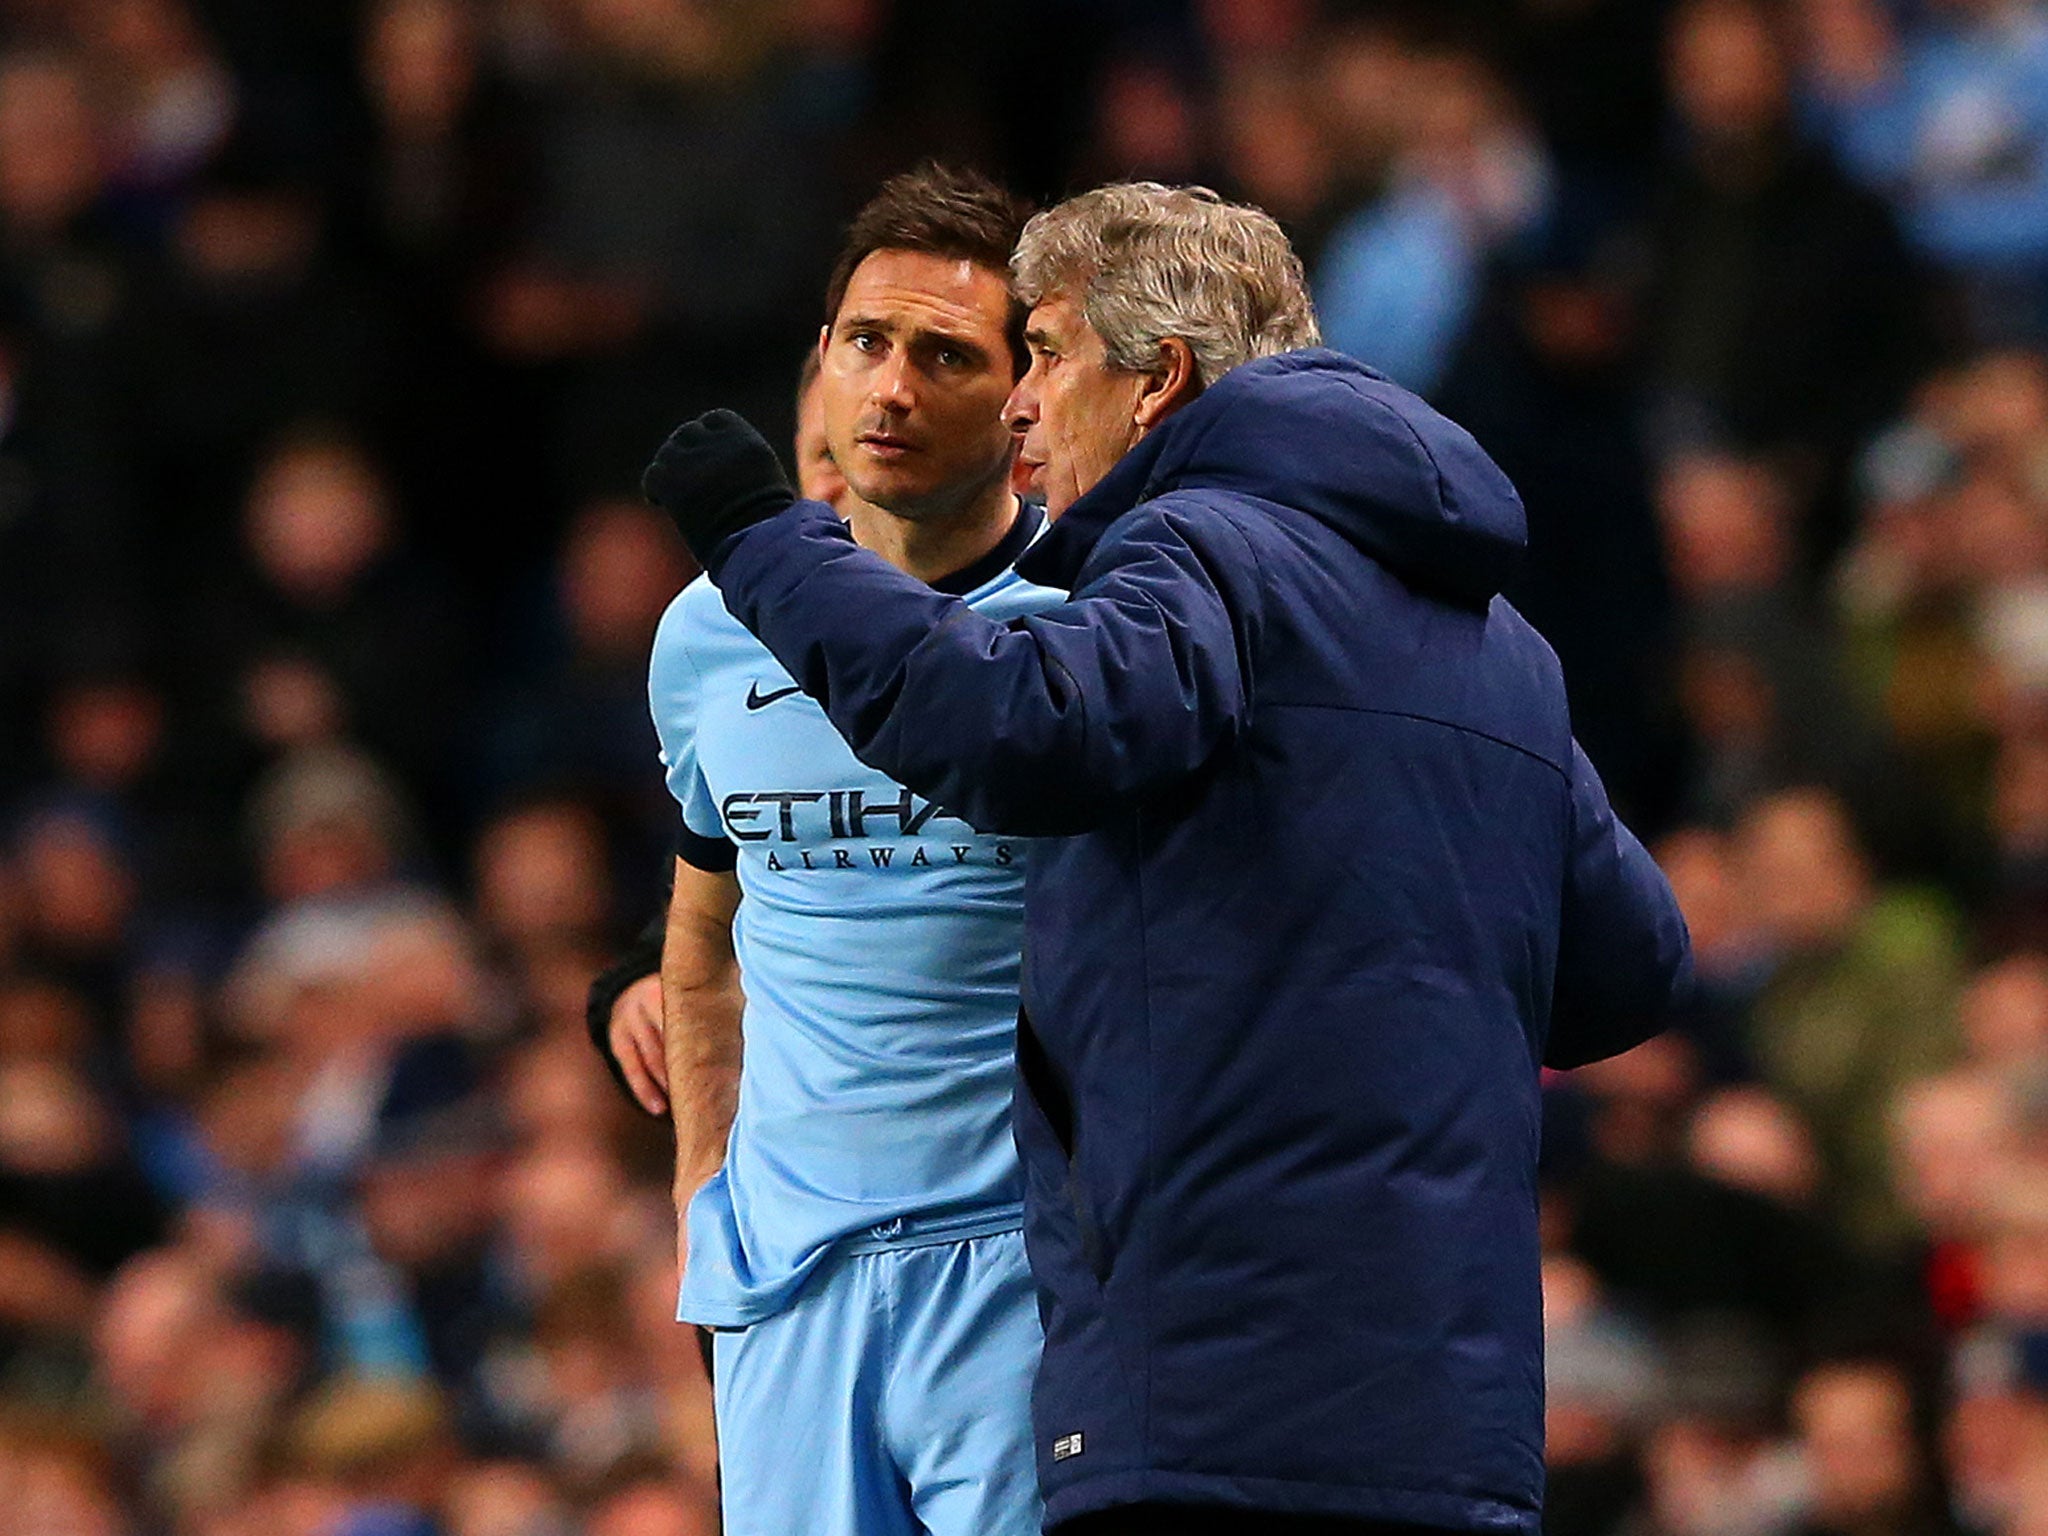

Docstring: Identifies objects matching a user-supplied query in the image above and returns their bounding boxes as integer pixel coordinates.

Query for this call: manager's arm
[1545,740,1694,1070]
[715,499,1258,837]
[643,411,1257,836]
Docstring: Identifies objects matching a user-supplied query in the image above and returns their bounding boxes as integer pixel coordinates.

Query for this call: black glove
[642,408,796,568]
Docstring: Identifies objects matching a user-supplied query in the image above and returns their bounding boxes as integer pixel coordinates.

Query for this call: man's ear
[816,324,831,365]
[1133,337,1199,432]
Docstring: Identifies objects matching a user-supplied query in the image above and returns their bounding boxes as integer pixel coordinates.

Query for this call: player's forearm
[662,861,743,1200]
[665,985,740,1195]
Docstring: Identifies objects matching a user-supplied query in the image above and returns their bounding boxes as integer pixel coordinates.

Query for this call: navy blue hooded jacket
[706,350,1692,1530]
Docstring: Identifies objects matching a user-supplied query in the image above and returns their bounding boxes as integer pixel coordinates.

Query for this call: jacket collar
[1013,422,1175,589]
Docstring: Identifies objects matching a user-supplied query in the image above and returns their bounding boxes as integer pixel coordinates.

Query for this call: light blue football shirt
[650,504,1060,1327]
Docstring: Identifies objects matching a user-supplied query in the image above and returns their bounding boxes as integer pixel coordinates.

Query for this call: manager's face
[817,249,1019,521]
[1006,293,1155,517]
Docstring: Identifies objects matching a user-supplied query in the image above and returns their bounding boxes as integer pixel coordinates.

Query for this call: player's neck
[847,482,1021,586]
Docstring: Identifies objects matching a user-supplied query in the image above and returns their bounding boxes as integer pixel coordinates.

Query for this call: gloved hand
[642,409,796,568]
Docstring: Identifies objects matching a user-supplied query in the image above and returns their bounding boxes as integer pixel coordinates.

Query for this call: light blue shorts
[711,1223,1042,1536]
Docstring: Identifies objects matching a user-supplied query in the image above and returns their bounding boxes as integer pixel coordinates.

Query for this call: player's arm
[663,856,743,1253]
[645,581,742,1186]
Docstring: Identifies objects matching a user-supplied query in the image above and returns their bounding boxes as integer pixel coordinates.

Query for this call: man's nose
[1003,377,1037,433]
[869,352,915,410]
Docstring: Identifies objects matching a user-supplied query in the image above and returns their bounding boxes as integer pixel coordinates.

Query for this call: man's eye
[851,332,882,353]
[936,348,967,368]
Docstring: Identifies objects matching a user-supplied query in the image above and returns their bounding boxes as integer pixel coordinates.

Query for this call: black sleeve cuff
[677,822,738,872]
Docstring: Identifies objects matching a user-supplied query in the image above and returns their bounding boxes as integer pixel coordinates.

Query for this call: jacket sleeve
[710,498,1258,836]
[1546,738,1694,1069]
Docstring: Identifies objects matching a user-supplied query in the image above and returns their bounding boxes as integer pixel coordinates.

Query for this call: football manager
[642,183,1694,1536]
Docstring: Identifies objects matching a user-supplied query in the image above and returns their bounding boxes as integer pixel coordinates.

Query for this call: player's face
[1005,294,1152,518]
[794,373,852,514]
[818,249,1019,521]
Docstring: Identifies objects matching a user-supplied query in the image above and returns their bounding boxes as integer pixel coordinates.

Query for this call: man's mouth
[855,431,917,458]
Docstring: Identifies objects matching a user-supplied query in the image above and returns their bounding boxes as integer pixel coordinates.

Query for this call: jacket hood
[1021,349,1526,606]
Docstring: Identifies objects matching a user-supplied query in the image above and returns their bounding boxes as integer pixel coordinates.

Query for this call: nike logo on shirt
[746,682,805,711]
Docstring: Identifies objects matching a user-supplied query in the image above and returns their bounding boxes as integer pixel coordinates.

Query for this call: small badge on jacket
[1052,1433,1084,1462]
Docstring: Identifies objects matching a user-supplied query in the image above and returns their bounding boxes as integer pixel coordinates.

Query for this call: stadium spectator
[1436,193,1676,822]
[1802,0,2048,343]
[76,0,238,227]
[1646,0,1931,503]
[1316,34,1552,393]
[184,430,467,835]
[477,499,690,889]
[1786,1355,1955,1536]
[1738,787,1965,1250]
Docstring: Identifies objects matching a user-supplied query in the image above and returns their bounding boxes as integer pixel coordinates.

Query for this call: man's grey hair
[1011,183,1321,390]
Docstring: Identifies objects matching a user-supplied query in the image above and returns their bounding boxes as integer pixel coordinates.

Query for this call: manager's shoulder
[1482,593,1575,771]
[1107,486,1275,555]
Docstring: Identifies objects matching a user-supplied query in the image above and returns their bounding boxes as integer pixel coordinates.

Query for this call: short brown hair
[822,163,1034,372]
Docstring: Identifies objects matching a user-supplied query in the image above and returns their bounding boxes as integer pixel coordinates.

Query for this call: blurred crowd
[4,0,2048,1533]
